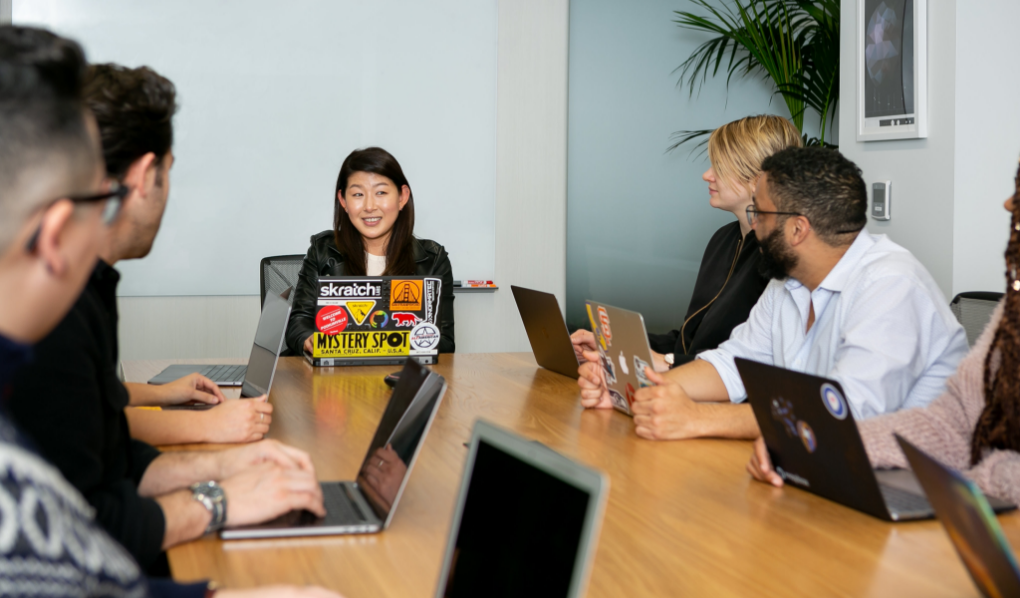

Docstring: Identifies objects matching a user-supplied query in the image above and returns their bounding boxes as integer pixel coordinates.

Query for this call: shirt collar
[784,230,874,294]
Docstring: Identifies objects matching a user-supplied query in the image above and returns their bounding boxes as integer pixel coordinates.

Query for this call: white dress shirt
[698,231,969,419]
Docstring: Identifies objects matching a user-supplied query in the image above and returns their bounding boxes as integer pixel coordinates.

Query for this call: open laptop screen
[354,359,438,521]
[241,292,291,398]
[442,439,592,598]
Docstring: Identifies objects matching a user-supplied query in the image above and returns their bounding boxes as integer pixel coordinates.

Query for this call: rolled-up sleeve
[698,280,780,402]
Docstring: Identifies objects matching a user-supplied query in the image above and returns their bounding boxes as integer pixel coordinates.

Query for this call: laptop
[148,288,293,388]
[897,435,1020,597]
[583,300,657,416]
[220,358,446,539]
[433,420,608,598]
[510,286,580,379]
[737,358,1014,521]
[306,276,442,367]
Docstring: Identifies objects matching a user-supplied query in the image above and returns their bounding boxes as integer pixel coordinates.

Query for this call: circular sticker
[797,420,817,453]
[315,305,348,335]
[821,383,848,420]
[410,322,440,351]
[370,310,389,328]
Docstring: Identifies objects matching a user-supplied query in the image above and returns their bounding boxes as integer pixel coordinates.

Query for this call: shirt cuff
[696,350,748,403]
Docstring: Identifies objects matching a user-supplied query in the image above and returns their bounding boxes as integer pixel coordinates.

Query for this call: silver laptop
[221,358,446,539]
[434,420,608,598]
[148,288,292,388]
[584,300,657,416]
[511,286,580,379]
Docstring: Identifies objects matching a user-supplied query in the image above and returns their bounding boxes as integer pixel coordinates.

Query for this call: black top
[7,260,166,571]
[287,230,456,355]
[647,221,768,367]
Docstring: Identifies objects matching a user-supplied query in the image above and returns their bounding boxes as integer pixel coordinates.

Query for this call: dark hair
[82,63,177,179]
[0,26,95,249]
[760,147,868,245]
[973,161,1020,465]
[333,147,416,276]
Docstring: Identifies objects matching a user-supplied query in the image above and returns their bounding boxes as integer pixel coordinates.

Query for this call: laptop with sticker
[511,286,580,379]
[736,358,1015,521]
[433,420,608,598]
[306,276,442,366]
[896,435,1020,597]
[220,358,446,539]
[583,301,657,417]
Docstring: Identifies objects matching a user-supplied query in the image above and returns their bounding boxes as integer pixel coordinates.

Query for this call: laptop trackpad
[875,468,925,495]
[877,467,1017,513]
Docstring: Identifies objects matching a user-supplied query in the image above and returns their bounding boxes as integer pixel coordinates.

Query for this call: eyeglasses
[745,205,802,226]
[25,182,131,251]
[745,204,865,235]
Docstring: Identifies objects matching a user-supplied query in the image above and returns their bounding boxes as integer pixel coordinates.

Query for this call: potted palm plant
[670,0,840,152]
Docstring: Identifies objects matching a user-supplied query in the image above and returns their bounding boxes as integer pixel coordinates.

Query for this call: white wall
[118,0,568,359]
[840,0,1020,300]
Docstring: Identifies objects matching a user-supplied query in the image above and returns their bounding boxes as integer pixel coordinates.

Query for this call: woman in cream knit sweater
[748,161,1020,505]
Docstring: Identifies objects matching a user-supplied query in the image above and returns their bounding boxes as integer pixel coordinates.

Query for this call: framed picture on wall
[856,0,927,141]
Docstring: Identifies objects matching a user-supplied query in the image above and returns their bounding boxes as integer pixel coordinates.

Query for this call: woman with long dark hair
[748,159,1020,504]
[286,147,455,355]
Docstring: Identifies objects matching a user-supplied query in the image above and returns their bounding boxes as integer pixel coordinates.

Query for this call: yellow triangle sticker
[345,300,376,325]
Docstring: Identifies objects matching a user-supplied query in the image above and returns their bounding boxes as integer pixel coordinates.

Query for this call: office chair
[260,254,305,307]
[950,291,1004,347]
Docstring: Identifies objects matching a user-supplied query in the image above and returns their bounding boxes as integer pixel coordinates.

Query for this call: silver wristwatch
[664,353,675,366]
[190,481,227,534]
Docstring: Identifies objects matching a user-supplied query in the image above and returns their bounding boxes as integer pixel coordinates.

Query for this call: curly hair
[759,147,868,245]
[972,159,1020,465]
[82,63,177,179]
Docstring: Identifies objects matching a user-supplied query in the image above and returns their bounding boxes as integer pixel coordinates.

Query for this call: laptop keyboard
[202,364,247,383]
[323,483,367,525]
[880,484,931,514]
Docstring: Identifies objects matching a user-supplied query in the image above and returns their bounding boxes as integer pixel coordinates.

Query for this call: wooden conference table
[123,353,1020,598]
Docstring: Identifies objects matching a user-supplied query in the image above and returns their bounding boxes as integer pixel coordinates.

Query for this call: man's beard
[757,225,799,280]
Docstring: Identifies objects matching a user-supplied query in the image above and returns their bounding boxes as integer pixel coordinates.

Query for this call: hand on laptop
[215,439,316,480]
[303,333,315,355]
[747,437,784,487]
[577,350,613,409]
[570,330,597,361]
[631,369,704,440]
[201,396,272,443]
[158,372,226,406]
[221,462,326,527]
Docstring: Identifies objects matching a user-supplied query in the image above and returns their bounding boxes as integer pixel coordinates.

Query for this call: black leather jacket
[286,230,456,355]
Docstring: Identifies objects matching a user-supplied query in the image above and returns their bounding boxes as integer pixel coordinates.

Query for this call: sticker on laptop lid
[797,420,817,453]
[390,279,423,311]
[821,384,848,420]
[634,356,652,387]
[392,312,421,328]
[345,300,376,326]
[316,305,348,335]
[409,322,440,351]
[597,306,612,346]
[369,310,389,328]
[586,303,597,331]
[625,382,636,407]
[598,350,616,385]
[608,389,628,411]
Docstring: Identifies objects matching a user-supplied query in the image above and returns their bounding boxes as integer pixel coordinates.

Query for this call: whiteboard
[15,0,497,296]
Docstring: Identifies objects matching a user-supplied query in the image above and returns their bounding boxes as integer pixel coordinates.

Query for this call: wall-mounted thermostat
[872,181,891,221]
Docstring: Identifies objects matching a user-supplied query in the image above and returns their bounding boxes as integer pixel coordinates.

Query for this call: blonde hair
[707,115,802,191]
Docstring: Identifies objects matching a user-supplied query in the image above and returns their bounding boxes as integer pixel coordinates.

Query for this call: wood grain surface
[123,354,1020,597]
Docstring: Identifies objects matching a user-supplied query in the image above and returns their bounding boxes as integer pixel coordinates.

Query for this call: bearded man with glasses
[578,147,969,441]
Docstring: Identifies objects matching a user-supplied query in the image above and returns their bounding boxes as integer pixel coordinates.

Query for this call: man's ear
[787,215,812,247]
[33,200,76,276]
[122,152,158,200]
[337,189,347,211]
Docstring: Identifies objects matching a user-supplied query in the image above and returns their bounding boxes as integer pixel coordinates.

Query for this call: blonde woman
[572,114,802,370]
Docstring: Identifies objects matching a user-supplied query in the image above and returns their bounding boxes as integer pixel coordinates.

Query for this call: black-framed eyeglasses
[25,182,131,251]
[745,205,801,226]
